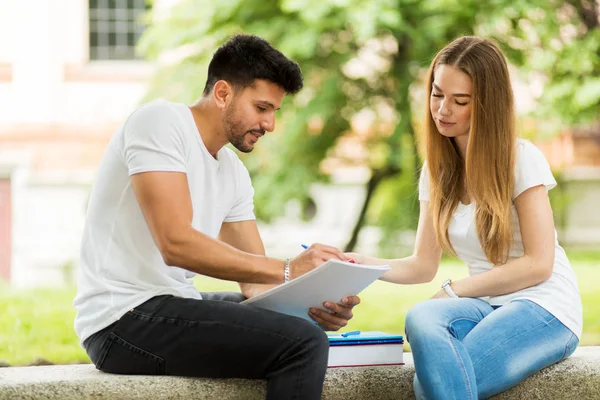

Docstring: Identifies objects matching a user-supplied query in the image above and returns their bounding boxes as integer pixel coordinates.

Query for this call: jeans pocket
[561,333,579,360]
[97,332,165,375]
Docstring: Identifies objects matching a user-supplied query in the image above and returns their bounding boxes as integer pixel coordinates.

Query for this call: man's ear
[213,80,233,110]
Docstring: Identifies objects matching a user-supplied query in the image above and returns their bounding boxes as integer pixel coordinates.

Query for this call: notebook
[241,260,389,321]
[327,331,404,368]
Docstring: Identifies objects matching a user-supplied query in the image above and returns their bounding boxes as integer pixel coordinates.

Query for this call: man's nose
[262,115,275,132]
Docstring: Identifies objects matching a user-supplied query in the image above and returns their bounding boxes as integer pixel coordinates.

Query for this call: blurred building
[0,0,153,286]
[0,1,598,287]
[0,0,367,287]
[537,125,600,245]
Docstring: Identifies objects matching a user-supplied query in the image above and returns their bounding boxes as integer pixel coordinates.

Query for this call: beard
[223,104,262,153]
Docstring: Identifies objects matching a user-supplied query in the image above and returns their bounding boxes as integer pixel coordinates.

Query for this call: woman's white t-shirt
[74,100,256,344]
[419,139,582,338]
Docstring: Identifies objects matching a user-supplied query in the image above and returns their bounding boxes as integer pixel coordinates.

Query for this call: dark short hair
[202,34,303,96]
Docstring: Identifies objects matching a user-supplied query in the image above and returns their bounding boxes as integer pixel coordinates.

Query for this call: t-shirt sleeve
[224,158,256,222]
[122,102,188,176]
[513,140,557,199]
[418,162,430,201]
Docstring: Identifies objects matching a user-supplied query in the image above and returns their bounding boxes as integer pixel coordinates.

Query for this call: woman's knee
[405,300,443,341]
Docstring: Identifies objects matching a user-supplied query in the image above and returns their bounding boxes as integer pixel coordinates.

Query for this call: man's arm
[132,171,285,283]
[218,220,361,331]
[131,171,344,284]
[217,220,278,298]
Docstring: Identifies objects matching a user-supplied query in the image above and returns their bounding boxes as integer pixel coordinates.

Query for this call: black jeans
[83,292,329,400]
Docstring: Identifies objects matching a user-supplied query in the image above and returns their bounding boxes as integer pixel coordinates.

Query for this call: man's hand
[289,243,349,279]
[308,295,361,331]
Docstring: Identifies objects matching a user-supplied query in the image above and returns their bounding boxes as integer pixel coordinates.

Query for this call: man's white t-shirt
[74,100,256,344]
[419,139,583,338]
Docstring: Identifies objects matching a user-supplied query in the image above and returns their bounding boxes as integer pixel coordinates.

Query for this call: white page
[241,260,390,321]
[328,343,404,367]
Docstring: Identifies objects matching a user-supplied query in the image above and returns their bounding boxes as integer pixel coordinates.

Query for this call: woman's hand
[344,252,366,264]
[430,288,450,299]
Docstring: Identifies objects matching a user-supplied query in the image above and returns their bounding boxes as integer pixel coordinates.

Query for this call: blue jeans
[405,298,579,400]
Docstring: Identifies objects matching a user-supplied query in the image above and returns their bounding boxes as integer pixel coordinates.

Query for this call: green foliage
[138,0,480,250]
[368,134,421,255]
[477,0,600,129]
[138,0,600,251]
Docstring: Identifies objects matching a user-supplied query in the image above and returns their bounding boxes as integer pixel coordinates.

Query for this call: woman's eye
[431,93,443,98]
[456,101,467,106]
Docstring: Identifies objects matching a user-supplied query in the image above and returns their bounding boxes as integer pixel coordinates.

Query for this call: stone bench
[1,347,598,399]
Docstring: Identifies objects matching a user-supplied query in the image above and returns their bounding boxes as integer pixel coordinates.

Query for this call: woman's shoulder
[513,138,556,198]
[515,138,552,168]
[516,137,542,155]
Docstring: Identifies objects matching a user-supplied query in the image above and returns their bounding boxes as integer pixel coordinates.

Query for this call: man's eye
[257,106,266,112]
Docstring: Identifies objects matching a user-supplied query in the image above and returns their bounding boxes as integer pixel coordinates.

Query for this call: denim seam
[446,330,474,400]
[471,319,550,370]
[108,332,166,374]
[95,335,112,370]
[561,333,576,360]
[514,300,557,325]
[129,309,199,325]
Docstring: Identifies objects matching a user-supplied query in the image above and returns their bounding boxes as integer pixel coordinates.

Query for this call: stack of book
[327,330,404,368]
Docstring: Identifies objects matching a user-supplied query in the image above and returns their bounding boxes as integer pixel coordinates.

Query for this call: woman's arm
[351,201,443,284]
[448,185,555,298]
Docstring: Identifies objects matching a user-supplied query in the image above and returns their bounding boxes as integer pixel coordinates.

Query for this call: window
[89,0,149,61]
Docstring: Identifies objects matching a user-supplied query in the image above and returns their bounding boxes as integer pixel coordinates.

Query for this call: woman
[349,36,582,399]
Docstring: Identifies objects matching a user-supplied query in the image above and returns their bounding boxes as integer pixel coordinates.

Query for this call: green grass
[0,287,88,366]
[1,253,599,366]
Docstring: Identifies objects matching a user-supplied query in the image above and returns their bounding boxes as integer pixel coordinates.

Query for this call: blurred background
[0,0,599,366]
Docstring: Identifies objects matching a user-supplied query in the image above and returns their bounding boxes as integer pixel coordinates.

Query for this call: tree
[139,0,600,254]
[478,0,600,130]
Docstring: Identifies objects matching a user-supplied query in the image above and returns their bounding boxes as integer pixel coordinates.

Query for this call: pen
[341,330,361,337]
[300,244,356,263]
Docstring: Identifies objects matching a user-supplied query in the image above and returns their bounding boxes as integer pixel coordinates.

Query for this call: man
[74,34,359,399]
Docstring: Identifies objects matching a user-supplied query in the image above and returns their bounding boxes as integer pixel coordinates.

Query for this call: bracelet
[284,258,291,282]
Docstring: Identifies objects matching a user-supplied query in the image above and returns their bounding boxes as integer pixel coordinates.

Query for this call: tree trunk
[344,166,401,252]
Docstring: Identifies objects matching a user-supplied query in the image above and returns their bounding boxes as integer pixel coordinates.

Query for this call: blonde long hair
[425,36,516,265]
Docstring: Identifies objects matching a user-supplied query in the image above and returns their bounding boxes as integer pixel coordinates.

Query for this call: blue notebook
[328,331,404,346]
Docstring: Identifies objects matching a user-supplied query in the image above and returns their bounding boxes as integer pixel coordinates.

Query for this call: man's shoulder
[127,99,185,127]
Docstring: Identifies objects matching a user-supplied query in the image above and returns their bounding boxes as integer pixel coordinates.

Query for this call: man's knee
[293,319,329,362]
[305,321,329,351]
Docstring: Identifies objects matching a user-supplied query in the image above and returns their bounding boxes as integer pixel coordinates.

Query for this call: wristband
[442,278,458,298]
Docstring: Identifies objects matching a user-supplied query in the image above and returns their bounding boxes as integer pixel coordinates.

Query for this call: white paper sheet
[241,260,390,321]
